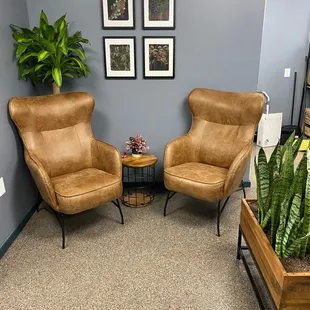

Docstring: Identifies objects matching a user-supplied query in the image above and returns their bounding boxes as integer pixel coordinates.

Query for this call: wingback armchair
[164,88,264,236]
[9,92,123,248]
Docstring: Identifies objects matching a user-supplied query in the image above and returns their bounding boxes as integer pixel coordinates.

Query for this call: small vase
[132,149,142,158]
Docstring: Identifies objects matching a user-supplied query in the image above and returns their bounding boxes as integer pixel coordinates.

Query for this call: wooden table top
[121,154,158,168]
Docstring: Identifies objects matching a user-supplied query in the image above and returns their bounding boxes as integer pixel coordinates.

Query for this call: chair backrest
[9,92,95,178]
[188,88,264,169]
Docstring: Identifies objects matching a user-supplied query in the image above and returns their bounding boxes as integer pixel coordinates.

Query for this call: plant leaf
[271,144,294,246]
[281,131,295,165]
[20,67,34,78]
[269,144,282,182]
[254,157,263,224]
[16,44,28,57]
[39,10,49,38]
[19,52,38,64]
[40,10,49,26]
[35,64,46,71]
[293,136,303,159]
[68,47,86,60]
[38,50,50,62]
[57,20,67,42]
[261,208,272,229]
[59,36,68,56]
[43,70,52,82]
[300,148,310,258]
[283,233,310,258]
[282,193,302,253]
[275,154,307,257]
[46,25,56,41]
[63,72,74,79]
[257,148,269,207]
[54,14,66,31]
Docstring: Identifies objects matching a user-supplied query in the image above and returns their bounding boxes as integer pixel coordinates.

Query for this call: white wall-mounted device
[257,113,283,148]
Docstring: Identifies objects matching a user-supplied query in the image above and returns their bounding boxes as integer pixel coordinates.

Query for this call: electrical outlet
[284,68,291,78]
[0,177,6,197]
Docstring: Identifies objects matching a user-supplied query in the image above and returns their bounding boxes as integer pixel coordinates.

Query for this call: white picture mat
[144,0,174,27]
[105,38,135,77]
[102,0,134,27]
[144,38,174,77]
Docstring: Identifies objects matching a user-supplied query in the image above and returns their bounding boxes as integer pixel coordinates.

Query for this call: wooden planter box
[239,199,310,310]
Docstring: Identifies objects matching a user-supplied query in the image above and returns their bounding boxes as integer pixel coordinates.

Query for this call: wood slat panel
[280,275,310,309]
[240,199,285,309]
[241,199,310,309]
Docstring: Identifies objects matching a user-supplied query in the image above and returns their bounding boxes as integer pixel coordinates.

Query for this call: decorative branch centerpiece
[126,134,149,158]
[10,10,90,94]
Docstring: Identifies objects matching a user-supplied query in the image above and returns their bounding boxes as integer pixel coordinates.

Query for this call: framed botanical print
[103,37,137,79]
[143,0,175,30]
[102,0,135,29]
[143,37,175,79]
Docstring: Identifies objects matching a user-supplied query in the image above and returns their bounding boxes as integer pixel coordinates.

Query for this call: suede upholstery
[9,92,122,214]
[164,88,264,202]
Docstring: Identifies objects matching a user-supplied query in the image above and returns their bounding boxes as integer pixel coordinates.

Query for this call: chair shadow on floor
[26,202,123,245]
[159,194,219,226]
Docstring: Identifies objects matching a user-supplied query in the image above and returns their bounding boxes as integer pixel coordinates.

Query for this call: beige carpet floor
[0,146,275,310]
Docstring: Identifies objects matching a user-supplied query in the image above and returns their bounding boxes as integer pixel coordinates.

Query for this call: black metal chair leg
[112,200,124,225]
[217,201,221,237]
[242,181,246,199]
[60,214,65,249]
[164,191,177,216]
[237,226,242,259]
[217,196,230,237]
[36,192,43,213]
[164,191,171,216]
[55,212,65,249]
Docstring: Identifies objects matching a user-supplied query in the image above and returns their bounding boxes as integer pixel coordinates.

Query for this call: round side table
[121,154,158,208]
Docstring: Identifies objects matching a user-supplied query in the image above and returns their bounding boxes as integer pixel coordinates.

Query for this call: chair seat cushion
[164,162,228,202]
[51,168,122,214]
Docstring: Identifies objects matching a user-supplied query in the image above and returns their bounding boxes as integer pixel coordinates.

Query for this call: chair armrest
[164,135,194,169]
[24,150,58,210]
[224,144,252,197]
[91,139,122,178]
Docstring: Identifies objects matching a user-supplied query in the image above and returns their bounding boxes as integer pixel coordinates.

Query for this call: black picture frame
[143,36,175,79]
[142,0,175,30]
[102,0,136,30]
[103,36,137,80]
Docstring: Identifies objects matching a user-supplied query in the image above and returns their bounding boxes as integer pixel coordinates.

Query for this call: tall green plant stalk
[10,10,90,93]
[255,132,310,259]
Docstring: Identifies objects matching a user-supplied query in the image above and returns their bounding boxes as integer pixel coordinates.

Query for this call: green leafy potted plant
[238,132,310,310]
[10,10,90,94]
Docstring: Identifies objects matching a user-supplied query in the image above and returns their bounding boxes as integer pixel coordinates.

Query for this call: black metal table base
[122,165,156,207]
[237,226,276,310]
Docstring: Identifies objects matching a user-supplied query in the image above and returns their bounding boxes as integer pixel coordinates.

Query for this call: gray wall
[258,0,310,126]
[0,0,37,247]
[26,0,266,182]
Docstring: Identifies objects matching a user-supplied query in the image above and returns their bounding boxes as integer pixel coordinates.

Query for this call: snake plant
[10,10,90,93]
[255,132,310,259]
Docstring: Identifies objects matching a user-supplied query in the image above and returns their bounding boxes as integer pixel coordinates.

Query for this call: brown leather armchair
[9,92,124,248]
[164,88,264,236]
